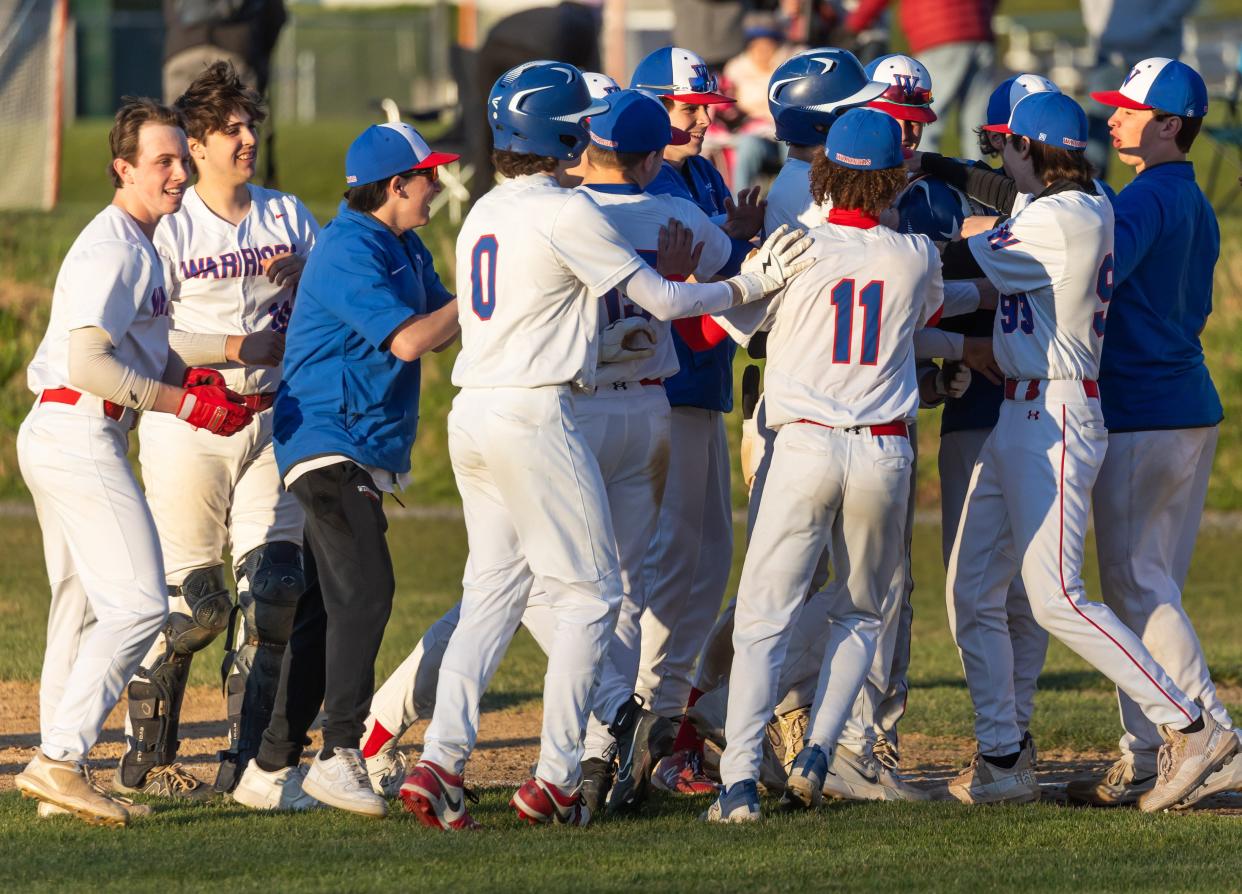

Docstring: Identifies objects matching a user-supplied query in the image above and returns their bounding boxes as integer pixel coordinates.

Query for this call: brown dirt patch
[4,680,1240,813]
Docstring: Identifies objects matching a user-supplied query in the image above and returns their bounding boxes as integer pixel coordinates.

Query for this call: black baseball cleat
[580,757,615,816]
[606,695,675,814]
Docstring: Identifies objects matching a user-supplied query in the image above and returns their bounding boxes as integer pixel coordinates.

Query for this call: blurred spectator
[162,0,287,184]
[720,17,793,189]
[843,0,998,157]
[777,0,889,63]
[458,1,603,200]
[673,0,749,69]
[1080,0,1198,177]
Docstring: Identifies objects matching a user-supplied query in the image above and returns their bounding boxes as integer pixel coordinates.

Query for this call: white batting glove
[599,317,657,364]
[935,363,972,399]
[727,225,816,304]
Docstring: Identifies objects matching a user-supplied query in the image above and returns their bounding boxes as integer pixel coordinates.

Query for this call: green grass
[4,515,1242,890]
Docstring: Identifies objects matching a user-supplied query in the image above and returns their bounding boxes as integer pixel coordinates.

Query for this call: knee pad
[165,564,233,656]
[237,541,304,647]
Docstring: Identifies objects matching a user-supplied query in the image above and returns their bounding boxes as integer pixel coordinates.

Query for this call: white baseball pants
[1093,425,1234,775]
[18,401,167,764]
[420,386,623,788]
[139,407,303,586]
[949,382,1198,757]
[720,422,913,786]
[940,427,1047,736]
[636,406,733,718]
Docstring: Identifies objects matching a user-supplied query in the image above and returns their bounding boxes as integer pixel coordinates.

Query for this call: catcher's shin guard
[215,541,304,792]
[120,565,231,788]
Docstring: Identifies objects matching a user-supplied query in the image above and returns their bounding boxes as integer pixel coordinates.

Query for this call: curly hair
[108,97,182,188]
[174,61,266,143]
[809,147,907,217]
[492,149,559,178]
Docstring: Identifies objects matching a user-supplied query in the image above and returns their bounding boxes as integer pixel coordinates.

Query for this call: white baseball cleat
[232,761,321,811]
[1140,712,1238,813]
[302,747,388,817]
[1174,745,1242,809]
[948,749,1040,805]
[15,753,129,827]
[366,747,408,799]
[701,780,761,823]
[821,745,931,802]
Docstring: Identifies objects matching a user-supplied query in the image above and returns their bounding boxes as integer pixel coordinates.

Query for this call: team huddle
[13,43,1239,829]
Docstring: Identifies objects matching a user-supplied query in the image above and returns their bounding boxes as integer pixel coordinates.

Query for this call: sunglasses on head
[878,84,933,107]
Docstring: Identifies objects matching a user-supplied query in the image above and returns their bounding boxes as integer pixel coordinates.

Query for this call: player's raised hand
[262,251,306,289]
[727,225,815,304]
[656,218,704,281]
[962,335,1003,384]
[227,329,286,367]
[599,317,658,364]
[723,186,766,240]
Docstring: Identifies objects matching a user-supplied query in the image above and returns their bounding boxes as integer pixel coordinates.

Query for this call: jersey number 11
[830,278,883,366]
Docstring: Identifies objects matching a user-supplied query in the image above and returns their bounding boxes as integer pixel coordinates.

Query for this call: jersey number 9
[471,235,498,320]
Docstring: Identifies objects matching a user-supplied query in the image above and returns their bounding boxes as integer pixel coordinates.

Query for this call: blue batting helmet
[896,177,972,241]
[488,61,609,160]
[767,48,888,146]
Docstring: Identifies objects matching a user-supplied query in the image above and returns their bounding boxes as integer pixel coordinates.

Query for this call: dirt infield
[3,679,1239,812]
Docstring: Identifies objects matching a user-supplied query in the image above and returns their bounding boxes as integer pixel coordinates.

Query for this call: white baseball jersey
[764,157,830,233]
[154,184,320,394]
[968,189,1114,381]
[581,185,734,386]
[761,223,944,428]
[452,173,644,391]
[28,205,170,394]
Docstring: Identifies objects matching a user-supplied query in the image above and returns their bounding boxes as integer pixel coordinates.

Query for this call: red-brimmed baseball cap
[1090,57,1209,118]
[864,54,937,123]
[630,47,736,106]
[345,122,458,186]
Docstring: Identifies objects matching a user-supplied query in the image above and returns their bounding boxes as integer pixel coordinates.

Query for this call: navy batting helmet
[896,177,972,241]
[488,61,609,160]
[767,48,888,146]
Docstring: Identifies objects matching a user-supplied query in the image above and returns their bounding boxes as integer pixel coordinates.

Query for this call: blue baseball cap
[825,107,903,169]
[1091,57,1208,118]
[588,89,690,153]
[985,73,1060,126]
[345,122,459,187]
[983,91,1088,151]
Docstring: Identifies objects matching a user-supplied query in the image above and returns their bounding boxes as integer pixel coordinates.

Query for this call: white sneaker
[302,747,388,817]
[1141,712,1238,813]
[821,745,930,802]
[1175,745,1242,809]
[948,750,1040,805]
[232,762,320,811]
[366,747,408,799]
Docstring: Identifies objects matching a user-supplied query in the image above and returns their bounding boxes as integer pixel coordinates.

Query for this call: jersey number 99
[471,235,498,320]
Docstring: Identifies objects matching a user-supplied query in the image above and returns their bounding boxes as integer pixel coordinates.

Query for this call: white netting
[0,0,64,210]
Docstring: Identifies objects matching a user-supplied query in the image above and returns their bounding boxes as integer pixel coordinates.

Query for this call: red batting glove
[183,366,226,388]
[176,383,255,436]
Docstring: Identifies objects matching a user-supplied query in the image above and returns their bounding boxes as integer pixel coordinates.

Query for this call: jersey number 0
[471,235,498,320]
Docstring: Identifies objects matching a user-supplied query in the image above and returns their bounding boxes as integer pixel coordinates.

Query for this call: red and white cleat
[651,748,717,795]
[510,777,591,827]
[399,761,480,830]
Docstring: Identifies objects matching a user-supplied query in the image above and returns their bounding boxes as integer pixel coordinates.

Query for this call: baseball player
[400,60,808,830]
[1067,59,1239,808]
[708,108,944,821]
[943,91,1235,811]
[616,46,766,804]
[118,61,319,800]
[15,98,254,826]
